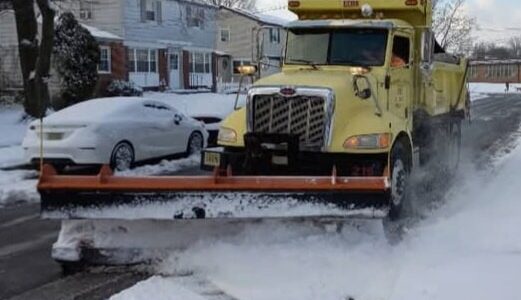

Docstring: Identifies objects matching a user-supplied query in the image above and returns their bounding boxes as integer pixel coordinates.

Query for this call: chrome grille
[252,95,326,149]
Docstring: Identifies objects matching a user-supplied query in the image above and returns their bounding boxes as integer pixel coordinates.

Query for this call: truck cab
[202,0,467,219]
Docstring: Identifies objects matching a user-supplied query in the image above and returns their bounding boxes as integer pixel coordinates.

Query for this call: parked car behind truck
[23,97,208,171]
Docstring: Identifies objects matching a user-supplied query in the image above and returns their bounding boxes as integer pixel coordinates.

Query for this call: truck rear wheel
[446,121,462,175]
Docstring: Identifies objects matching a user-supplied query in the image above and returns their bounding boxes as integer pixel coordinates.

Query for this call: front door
[169,52,180,90]
[388,34,413,123]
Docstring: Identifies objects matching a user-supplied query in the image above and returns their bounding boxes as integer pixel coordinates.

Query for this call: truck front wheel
[383,141,411,243]
[388,142,410,221]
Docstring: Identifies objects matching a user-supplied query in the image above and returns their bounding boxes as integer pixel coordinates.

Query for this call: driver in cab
[391,52,407,68]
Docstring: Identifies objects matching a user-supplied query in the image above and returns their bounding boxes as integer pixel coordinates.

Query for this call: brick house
[55,0,219,91]
[0,9,125,96]
[2,0,220,94]
[469,59,521,84]
[81,25,127,94]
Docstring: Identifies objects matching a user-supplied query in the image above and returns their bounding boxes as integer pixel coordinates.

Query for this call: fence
[215,77,252,94]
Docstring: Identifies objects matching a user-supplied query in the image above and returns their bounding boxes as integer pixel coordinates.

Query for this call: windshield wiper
[289,59,321,70]
[332,60,373,68]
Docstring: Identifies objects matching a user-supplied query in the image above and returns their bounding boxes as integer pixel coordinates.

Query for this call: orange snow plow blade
[38,165,391,220]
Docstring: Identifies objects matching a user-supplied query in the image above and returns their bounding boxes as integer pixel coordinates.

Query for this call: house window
[146,0,156,21]
[141,0,162,23]
[269,28,280,44]
[189,52,211,74]
[233,59,251,74]
[98,46,111,73]
[220,28,230,42]
[149,50,157,72]
[186,5,205,28]
[79,1,93,20]
[129,48,158,73]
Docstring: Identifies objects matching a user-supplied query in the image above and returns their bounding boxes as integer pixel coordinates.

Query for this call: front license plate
[204,152,221,167]
[272,155,289,165]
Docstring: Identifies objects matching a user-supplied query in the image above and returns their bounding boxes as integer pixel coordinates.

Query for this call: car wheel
[187,132,204,156]
[110,142,134,171]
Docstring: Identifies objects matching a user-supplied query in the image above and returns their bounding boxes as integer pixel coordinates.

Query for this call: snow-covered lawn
[0,105,39,207]
[469,82,521,101]
[0,105,28,168]
[113,138,521,299]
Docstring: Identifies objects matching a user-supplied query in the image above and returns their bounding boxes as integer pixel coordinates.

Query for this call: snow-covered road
[2,89,521,299]
[111,87,521,300]
[112,133,521,300]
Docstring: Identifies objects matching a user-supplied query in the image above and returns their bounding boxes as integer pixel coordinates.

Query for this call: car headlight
[343,133,391,149]
[218,127,237,143]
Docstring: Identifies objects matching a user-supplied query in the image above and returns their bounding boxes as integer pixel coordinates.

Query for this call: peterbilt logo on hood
[279,87,297,96]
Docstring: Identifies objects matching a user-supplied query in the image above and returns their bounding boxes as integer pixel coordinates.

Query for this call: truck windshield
[285,28,388,67]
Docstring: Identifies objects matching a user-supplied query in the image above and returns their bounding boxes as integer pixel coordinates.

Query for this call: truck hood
[254,69,355,91]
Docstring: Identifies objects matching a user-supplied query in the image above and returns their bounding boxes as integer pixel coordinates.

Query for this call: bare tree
[11,0,55,118]
[0,0,11,10]
[473,42,515,59]
[432,0,475,55]
[200,0,257,10]
[508,36,521,58]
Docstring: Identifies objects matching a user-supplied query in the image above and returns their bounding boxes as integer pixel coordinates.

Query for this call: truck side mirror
[421,30,434,67]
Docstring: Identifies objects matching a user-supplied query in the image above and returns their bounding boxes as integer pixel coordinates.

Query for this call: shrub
[106,80,143,97]
[53,12,99,109]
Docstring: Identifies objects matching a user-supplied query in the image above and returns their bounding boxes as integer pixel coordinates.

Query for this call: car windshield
[285,28,389,67]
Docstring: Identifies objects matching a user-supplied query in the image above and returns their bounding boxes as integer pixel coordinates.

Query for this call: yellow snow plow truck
[38,0,468,256]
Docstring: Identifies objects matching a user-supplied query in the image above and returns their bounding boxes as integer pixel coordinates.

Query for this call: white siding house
[123,0,218,89]
[215,6,289,89]
[0,10,24,91]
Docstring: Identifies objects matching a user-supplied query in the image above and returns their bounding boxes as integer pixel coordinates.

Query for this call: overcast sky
[257,0,521,44]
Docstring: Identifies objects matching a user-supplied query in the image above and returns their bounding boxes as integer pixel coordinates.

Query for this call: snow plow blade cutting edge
[38,165,391,220]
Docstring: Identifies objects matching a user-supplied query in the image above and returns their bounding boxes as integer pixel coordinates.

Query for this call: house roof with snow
[177,0,218,10]
[81,24,122,41]
[219,6,291,27]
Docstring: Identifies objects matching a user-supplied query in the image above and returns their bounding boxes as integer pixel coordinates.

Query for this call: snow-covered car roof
[39,97,167,125]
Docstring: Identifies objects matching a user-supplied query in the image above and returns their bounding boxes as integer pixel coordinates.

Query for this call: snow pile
[145,92,246,120]
[118,155,200,177]
[111,276,206,300]
[116,142,521,299]
[0,169,38,207]
[469,82,521,101]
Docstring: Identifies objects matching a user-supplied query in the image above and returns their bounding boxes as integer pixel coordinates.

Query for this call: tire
[446,121,462,175]
[186,132,204,156]
[387,142,410,221]
[110,141,135,171]
[383,141,411,243]
[59,261,86,276]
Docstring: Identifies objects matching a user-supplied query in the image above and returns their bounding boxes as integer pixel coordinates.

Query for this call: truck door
[388,35,413,122]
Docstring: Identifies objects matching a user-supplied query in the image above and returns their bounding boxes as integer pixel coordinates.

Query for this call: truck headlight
[218,127,237,143]
[343,133,391,149]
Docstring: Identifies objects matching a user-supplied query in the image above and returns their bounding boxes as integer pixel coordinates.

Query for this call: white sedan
[22,97,208,171]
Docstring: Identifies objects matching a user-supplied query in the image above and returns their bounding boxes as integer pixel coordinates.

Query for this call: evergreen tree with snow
[53,12,99,109]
